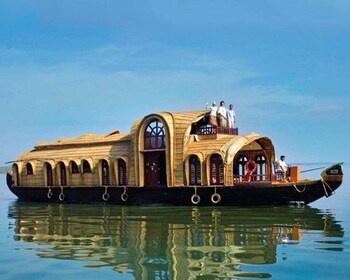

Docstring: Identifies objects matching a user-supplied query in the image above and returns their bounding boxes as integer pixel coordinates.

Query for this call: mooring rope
[321,179,334,197]
[121,186,128,201]
[47,186,53,199]
[59,186,65,201]
[293,183,306,193]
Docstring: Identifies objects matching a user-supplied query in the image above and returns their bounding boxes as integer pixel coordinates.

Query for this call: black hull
[6,179,342,207]
[6,163,344,206]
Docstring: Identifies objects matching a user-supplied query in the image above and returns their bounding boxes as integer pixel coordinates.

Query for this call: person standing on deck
[217,101,228,127]
[206,101,218,127]
[227,104,236,128]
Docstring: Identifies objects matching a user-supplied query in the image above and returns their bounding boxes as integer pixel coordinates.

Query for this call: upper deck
[190,113,238,136]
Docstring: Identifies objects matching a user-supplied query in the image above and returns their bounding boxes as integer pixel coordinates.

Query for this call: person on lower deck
[276,155,289,180]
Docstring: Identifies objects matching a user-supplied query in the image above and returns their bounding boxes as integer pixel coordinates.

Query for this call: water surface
[1,165,349,280]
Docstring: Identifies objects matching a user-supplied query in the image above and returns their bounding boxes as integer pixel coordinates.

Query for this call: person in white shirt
[227,104,236,128]
[217,101,228,127]
[206,101,218,127]
[277,155,289,179]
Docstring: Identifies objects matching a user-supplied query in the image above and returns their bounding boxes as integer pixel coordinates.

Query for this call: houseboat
[6,109,344,206]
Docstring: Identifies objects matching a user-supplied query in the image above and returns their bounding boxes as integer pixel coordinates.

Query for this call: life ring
[211,193,221,204]
[102,192,110,201]
[244,159,257,182]
[245,159,257,173]
[121,192,128,202]
[191,194,200,205]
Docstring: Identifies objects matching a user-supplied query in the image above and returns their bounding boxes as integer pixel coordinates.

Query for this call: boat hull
[6,178,342,206]
[6,163,344,206]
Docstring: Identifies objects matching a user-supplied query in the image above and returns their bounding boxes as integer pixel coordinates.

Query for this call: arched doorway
[82,160,92,173]
[189,155,201,185]
[45,163,53,186]
[143,119,167,186]
[101,159,110,186]
[59,162,67,186]
[118,159,127,185]
[210,154,224,185]
[26,162,34,175]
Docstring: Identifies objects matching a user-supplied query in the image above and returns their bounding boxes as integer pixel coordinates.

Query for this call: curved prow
[6,172,13,188]
[321,162,344,182]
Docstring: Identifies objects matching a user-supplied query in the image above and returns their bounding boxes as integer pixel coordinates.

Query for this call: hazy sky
[1,0,349,165]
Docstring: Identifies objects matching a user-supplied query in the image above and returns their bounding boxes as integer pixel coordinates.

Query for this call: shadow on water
[7,202,344,279]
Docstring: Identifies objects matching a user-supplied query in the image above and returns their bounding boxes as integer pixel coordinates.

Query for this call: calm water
[0,164,349,280]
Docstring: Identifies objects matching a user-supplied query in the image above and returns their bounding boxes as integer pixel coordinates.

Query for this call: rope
[121,186,128,201]
[59,186,65,201]
[300,166,325,173]
[47,186,53,199]
[321,179,334,197]
[293,183,306,193]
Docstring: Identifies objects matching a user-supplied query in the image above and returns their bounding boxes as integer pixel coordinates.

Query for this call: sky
[0,0,349,165]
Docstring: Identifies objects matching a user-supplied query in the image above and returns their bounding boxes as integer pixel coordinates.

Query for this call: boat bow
[319,163,344,197]
[321,162,344,182]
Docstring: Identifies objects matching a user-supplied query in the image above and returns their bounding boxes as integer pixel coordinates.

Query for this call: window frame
[189,155,201,186]
[210,154,224,185]
[144,119,166,150]
[26,162,34,175]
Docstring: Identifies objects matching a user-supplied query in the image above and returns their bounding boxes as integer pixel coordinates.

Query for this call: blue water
[0,164,349,280]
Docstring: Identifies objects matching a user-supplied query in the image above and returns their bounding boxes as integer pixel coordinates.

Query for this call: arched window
[101,160,110,185]
[118,159,127,185]
[82,160,92,173]
[255,155,266,181]
[46,163,53,186]
[59,162,67,186]
[71,161,80,174]
[236,156,248,176]
[144,119,166,150]
[189,155,201,185]
[26,162,33,175]
[210,154,224,185]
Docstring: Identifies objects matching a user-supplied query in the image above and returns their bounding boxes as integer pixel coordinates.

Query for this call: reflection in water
[8,202,343,279]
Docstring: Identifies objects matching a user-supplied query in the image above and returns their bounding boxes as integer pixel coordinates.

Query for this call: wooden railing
[196,126,238,135]
[233,173,282,183]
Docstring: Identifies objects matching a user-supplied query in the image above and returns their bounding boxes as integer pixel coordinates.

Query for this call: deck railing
[196,126,238,135]
[233,173,282,183]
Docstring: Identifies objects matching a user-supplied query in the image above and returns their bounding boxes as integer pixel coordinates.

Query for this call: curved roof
[186,132,275,165]
[221,132,275,164]
[131,110,207,132]
[34,131,131,148]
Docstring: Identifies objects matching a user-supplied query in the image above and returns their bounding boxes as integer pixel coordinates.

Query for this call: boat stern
[6,172,13,188]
